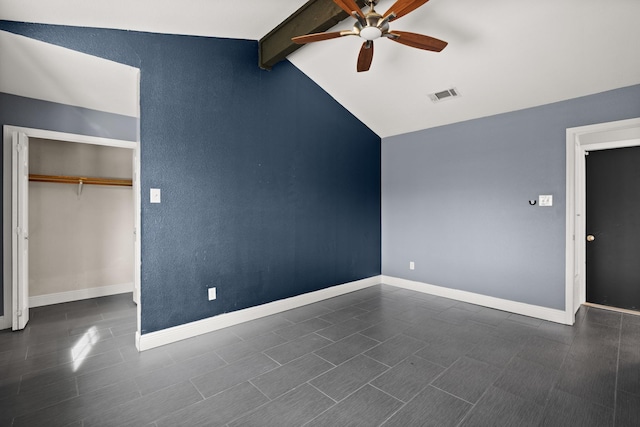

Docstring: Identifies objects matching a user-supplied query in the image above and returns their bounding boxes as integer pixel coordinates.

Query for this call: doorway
[565,117,640,324]
[2,126,141,336]
[585,146,640,311]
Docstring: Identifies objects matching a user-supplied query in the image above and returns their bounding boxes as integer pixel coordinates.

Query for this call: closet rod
[29,174,132,187]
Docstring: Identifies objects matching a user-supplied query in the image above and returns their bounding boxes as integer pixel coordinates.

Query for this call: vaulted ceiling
[2,0,639,137]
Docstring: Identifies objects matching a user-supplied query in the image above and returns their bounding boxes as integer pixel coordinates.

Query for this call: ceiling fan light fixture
[291,0,447,72]
[359,26,382,40]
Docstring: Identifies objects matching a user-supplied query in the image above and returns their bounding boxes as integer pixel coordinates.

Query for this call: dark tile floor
[1,284,639,426]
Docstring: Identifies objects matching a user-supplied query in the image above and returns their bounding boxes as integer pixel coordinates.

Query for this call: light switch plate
[539,195,553,207]
[150,188,161,204]
[208,287,217,301]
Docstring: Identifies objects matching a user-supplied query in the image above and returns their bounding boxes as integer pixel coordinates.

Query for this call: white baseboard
[136,275,381,351]
[0,315,10,330]
[29,282,134,308]
[382,275,569,325]
[136,273,569,352]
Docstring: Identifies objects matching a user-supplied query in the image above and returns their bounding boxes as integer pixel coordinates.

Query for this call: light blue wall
[382,85,640,310]
[0,92,138,141]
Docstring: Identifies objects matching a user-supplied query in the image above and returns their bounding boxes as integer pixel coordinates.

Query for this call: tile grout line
[306,381,338,404]
[612,314,623,426]
[367,382,407,425]
[300,382,374,427]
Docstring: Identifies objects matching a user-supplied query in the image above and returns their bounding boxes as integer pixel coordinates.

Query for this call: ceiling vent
[428,87,461,103]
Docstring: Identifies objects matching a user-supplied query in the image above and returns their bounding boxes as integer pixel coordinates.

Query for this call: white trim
[6,127,137,149]
[136,275,381,351]
[382,275,568,324]
[29,282,134,308]
[2,128,12,330]
[565,117,640,326]
[0,315,9,330]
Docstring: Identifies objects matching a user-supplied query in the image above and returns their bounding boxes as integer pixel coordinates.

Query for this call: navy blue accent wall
[0,92,138,318]
[0,22,382,333]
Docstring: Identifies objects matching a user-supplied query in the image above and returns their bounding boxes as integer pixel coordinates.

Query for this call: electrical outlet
[409,261,415,270]
[208,287,217,301]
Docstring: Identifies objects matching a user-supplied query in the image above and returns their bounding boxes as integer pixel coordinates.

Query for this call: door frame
[565,117,640,324]
[2,126,141,336]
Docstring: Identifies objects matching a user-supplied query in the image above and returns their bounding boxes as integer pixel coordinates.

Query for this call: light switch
[150,188,161,204]
[539,195,553,207]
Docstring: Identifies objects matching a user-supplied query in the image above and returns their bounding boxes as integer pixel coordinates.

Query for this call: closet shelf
[29,174,132,187]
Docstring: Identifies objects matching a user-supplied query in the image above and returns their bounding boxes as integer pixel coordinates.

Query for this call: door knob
[587,235,595,242]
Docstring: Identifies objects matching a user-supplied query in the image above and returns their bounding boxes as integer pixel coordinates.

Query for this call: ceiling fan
[291,0,448,72]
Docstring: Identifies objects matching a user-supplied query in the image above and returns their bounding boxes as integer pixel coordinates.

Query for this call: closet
[28,138,134,307]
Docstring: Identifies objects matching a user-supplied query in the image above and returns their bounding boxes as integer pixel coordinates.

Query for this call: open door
[585,146,640,310]
[566,118,640,325]
[132,150,140,306]
[12,131,29,330]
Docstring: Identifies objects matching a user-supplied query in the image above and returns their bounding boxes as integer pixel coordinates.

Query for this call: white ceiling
[2,0,640,138]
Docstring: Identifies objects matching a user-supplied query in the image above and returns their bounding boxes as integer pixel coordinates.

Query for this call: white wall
[28,138,133,300]
[0,30,139,117]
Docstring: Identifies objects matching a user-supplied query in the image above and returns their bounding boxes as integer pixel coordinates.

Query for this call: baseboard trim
[0,315,9,330]
[137,275,381,351]
[29,283,134,308]
[381,275,568,325]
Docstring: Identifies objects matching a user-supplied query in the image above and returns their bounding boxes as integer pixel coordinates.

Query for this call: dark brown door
[586,146,640,311]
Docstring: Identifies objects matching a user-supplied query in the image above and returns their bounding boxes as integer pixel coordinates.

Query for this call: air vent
[428,87,461,103]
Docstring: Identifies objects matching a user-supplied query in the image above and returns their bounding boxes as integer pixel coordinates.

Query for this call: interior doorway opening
[565,117,640,324]
[2,126,141,340]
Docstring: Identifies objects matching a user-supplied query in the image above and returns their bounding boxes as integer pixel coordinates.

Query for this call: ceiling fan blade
[333,0,366,19]
[383,0,430,21]
[292,31,345,44]
[388,31,447,52]
[357,41,374,72]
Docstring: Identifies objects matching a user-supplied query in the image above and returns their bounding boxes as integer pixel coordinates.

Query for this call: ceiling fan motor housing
[355,12,388,40]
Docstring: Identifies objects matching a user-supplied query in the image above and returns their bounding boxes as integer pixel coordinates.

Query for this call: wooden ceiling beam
[259,0,367,70]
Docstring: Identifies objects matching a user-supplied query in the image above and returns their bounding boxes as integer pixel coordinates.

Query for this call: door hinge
[17,310,22,317]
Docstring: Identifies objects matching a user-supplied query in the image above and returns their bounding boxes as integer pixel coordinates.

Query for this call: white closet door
[12,131,29,330]
[132,151,140,305]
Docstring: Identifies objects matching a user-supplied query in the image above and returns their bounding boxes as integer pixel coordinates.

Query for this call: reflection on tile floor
[1,284,639,426]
